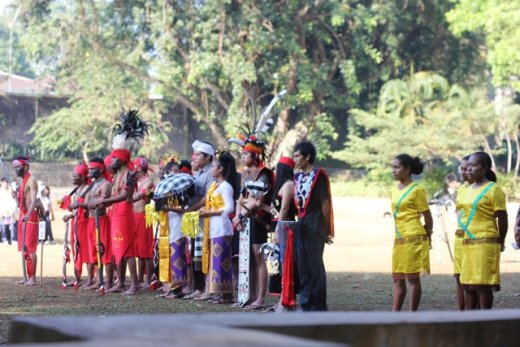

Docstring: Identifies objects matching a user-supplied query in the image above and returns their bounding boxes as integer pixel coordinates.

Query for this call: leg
[249,243,267,307]
[455,275,465,310]
[82,263,95,288]
[137,258,145,283]
[123,257,139,295]
[478,288,493,309]
[408,277,422,311]
[105,262,114,290]
[5,224,11,245]
[107,261,125,293]
[392,278,406,311]
[26,253,38,285]
[464,289,478,310]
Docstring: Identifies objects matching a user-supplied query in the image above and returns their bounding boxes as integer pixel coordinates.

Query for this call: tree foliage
[3,0,485,162]
[447,0,520,91]
[336,72,500,169]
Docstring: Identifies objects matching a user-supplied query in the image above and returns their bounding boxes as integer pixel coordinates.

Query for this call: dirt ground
[1,196,520,344]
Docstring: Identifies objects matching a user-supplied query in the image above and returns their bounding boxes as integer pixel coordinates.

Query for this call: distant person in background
[0,177,16,245]
[40,186,55,245]
[390,154,432,311]
[460,151,508,310]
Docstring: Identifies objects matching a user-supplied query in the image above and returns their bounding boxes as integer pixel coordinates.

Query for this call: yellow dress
[453,183,468,275]
[459,183,506,288]
[391,183,430,277]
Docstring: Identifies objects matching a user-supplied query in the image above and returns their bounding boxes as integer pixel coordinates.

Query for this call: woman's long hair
[272,162,294,204]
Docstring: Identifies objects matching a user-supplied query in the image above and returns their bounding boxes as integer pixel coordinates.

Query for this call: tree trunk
[506,134,512,173]
[514,131,520,178]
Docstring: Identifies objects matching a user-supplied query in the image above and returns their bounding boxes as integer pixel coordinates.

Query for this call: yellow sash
[158,211,170,283]
[202,182,225,274]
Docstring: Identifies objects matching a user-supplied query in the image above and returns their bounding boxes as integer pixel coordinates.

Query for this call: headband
[278,156,295,169]
[192,140,215,156]
[13,159,29,166]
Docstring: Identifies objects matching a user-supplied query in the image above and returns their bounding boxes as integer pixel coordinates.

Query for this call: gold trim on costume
[394,234,428,245]
[463,237,500,245]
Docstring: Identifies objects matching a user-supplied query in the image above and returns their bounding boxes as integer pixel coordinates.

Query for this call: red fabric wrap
[134,212,154,258]
[74,200,91,265]
[278,156,295,168]
[88,162,112,183]
[88,215,113,265]
[74,163,89,177]
[111,201,136,264]
[17,213,39,254]
[60,195,72,211]
[104,154,113,167]
[13,159,29,167]
[111,149,134,170]
[281,226,296,307]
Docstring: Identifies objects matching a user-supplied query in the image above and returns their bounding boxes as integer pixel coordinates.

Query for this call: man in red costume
[132,157,154,288]
[86,157,114,290]
[62,163,92,287]
[13,156,39,285]
[93,149,139,295]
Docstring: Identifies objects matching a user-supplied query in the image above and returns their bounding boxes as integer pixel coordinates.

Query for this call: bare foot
[81,281,94,289]
[106,284,125,293]
[140,282,151,290]
[25,279,38,286]
[85,282,100,290]
[15,279,26,285]
[122,285,139,296]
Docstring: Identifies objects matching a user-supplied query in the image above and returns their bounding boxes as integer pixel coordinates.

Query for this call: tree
[336,72,498,169]
[447,0,520,91]
[11,0,485,162]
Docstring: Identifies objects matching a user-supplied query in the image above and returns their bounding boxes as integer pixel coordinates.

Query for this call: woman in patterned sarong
[200,151,237,303]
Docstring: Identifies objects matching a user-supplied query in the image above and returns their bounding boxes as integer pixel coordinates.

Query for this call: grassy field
[1,197,520,344]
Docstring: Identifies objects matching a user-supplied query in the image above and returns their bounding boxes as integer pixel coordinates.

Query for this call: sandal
[243,303,266,311]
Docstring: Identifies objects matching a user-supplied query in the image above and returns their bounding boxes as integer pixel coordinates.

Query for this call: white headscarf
[192,140,215,156]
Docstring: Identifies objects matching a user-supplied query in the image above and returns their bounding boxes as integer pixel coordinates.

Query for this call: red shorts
[88,215,113,265]
[111,201,136,264]
[134,212,153,258]
[18,213,39,253]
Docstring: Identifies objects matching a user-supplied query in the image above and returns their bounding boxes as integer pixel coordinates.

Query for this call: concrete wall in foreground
[9,310,520,347]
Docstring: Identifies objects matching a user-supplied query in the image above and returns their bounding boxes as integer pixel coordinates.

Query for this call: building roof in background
[0,70,58,96]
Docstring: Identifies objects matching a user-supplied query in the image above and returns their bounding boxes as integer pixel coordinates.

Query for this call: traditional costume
[206,179,235,295]
[133,157,154,260]
[459,182,506,290]
[454,182,468,276]
[293,167,334,311]
[86,161,113,265]
[15,158,38,278]
[108,109,149,265]
[390,183,430,278]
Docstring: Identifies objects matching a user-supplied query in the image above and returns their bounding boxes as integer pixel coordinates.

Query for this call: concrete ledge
[10,310,520,346]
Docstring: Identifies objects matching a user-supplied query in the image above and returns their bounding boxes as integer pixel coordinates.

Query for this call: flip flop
[243,304,266,311]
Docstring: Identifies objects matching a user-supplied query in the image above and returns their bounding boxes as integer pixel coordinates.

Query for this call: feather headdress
[112,108,150,152]
[227,89,286,157]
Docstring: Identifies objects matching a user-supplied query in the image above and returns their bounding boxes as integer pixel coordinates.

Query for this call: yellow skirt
[392,234,430,276]
[453,230,464,275]
[460,239,500,286]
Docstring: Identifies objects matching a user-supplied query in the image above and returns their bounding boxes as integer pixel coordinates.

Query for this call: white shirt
[168,211,183,243]
[209,181,235,239]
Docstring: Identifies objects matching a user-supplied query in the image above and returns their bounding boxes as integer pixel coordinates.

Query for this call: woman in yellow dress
[460,151,508,309]
[454,155,472,310]
[391,154,433,311]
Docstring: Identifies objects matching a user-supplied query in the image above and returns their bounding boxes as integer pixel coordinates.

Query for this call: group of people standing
[11,136,334,312]
[390,152,509,311]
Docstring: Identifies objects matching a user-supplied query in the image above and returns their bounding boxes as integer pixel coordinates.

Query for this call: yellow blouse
[391,183,429,238]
